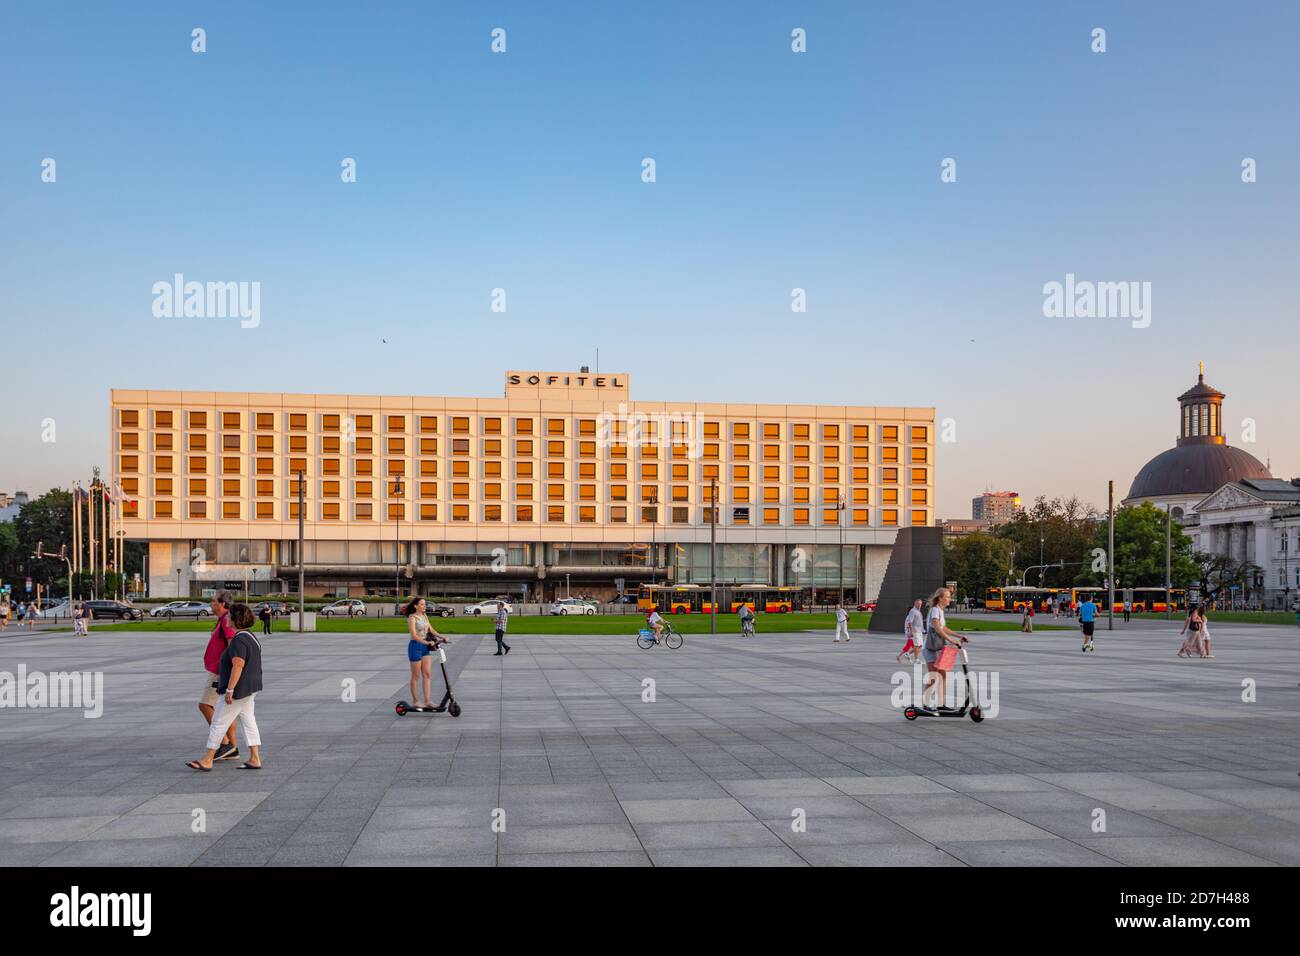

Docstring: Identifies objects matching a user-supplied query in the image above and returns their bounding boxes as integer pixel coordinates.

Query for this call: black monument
[867,526,944,633]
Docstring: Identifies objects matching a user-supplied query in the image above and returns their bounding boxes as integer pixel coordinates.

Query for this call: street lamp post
[175,567,183,599]
[837,494,847,606]
[393,475,404,611]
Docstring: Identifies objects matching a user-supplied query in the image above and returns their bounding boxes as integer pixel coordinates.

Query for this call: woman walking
[1178,604,1208,658]
[188,603,264,771]
[404,597,448,712]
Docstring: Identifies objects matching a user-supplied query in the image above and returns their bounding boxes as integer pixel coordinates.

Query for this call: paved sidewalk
[1,621,1298,866]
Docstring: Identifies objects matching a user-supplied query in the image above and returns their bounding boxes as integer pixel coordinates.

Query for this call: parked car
[252,600,292,617]
[423,602,455,618]
[550,598,597,616]
[857,601,877,613]
[82,599,144,621]
[151,600,211,619]
[320,599,367,617]
[464,600,512,616]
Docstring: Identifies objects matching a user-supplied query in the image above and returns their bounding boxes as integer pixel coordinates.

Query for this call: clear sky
[2,1,1297,517]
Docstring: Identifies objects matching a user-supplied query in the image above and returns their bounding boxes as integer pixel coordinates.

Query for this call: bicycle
[637,623,684,650]
[741,619,755,638]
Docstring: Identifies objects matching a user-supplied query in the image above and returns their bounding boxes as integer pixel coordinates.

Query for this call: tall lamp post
[393,475,404,609]
[837,494,847,606]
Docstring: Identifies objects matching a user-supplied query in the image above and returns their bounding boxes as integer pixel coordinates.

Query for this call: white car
[550,598,596,616]
[464,600,513,616]
[320,599,367,617]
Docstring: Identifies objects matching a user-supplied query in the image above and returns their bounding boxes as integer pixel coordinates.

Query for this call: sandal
[239,762,262,770]
[186,760,212,772]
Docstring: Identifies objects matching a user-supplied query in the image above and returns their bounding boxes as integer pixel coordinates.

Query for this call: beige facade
[111,373,935,599]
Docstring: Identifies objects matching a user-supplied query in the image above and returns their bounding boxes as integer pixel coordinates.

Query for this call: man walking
[1079,593,1099,652]
[898,597,925,662]
[1122,598,1131,623]
[493,601,511,656]
[259,603,272,636]
[832,602,851,643]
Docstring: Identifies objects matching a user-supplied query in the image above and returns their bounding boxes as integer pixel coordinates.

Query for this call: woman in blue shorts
[405,597,448,712]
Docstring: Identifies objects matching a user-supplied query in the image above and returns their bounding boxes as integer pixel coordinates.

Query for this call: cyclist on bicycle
[738,603,756,637]
[646,607,666,642]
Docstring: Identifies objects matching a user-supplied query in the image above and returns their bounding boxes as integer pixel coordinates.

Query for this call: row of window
[119,409,930,444]
[137,499,928,526]
[136,478,929,506]
[119,454,929,484]
[118,435,928,466]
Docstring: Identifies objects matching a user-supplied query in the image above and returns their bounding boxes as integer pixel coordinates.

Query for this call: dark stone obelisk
[867,526,945,633]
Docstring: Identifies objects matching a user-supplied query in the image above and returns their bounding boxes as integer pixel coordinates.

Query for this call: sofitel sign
[506,372,627,389]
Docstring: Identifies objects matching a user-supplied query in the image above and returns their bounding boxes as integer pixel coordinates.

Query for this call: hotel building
[110,372,935,601]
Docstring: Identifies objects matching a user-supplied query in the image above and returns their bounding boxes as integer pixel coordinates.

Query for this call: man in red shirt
[199,591,240,761]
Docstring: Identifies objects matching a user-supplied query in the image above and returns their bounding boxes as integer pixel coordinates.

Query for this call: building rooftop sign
[505,371,630,399]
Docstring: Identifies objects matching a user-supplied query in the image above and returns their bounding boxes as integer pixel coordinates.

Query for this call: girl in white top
[923,587,968,709]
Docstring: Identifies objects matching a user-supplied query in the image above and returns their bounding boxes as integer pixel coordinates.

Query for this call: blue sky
[2,1,1297,517]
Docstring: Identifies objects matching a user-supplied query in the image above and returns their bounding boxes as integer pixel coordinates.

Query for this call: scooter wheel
[449,702,462,718]
[904,706,918,720]
[969,706,984,723]
[395,701,409,717]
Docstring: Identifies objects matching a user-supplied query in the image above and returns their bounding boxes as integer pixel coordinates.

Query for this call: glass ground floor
[146,538,891,603]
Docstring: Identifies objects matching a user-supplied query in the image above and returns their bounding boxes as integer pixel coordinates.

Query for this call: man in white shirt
[833,603,851,643]
[899,598,925,662]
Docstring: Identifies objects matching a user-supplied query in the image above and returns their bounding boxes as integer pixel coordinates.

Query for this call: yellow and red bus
[984,586,1051,612]
[637,584,803,614]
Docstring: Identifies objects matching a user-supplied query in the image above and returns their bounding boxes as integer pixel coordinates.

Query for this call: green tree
[996,495,1101,585]
[944,533,1014,604]
[1077,503,1198,589]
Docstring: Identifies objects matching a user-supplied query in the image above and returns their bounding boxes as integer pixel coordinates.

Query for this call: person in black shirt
[259,604,272,635]
[188,603,265,771]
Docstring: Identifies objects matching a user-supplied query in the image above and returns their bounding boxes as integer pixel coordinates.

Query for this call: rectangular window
[702,443,719,460]
[763,486,780,503]
[793,487,809,503]
[578,484,596,500]
[255,435,273,451]
[547,440,565,457]
[452,460,469,477]
[762,444,780,460]
[188,434,207,452]
[910,426,928,442]
[222,501,241,519]
[256,479,274,496]
[322,480,340,497]
[516,461,534,478]
[355,415,373,432]
[822,424,840,441]
[732,443,750,460]
[419,503,437,521]
[578,419,596,436]
[578,505,596,523]
[547,483,565,501]
[417,481,435,499]
[910,447,928,463]
[417,438,437,455]
[452,482,469,499]
[853,487,869,503]
[121,455,140,473]
[671,485,689,502]
[515,482,534,499]
[793,508,810,525]
[417,416,436,433]
[322,414,340,431]
[732,507,749,525]
[222,456,240,474]
[154,410,174,428]
[610,506,628,523]
[882,426,899,441]
[882,447,899,463]
[484,483,502,500]
[321,436,340,453]
[188,456,206,472]
[288,413,306,430]
[355,502,373,520]
[882,488,898,504]
[484,417,502,434]
[355,480,374,497]
[578,440,596,458]
[763,422,781,439]
[222,412,240,429]
[159,500,178,518]
[911,509,927,525]
[733,486,751,503]
[547,419,566,436]
[671,507,688,523]
[732,422,750,438]
[883,467,898,483]
[388,503,406,520]
[355,459,372,476]
[610,443,627,459]
[451,416,469,434]
[120,409,140,427]
[484,439,502,456]
[792,445,809,461]
[222,478,241,496]
[911,468,927,483]
[515,505,534,522]
[120,433,139,450]
[911,489,928,504]
[641,463,658,480]
[452,439,470,455]
[547,505,565,522]
[853,446,869,461]
[419,460,437,477]
[387,437,405,454]
[703,422,720,438]
[823,446,840,462]
[155,478,174,496]
[547,462,566,479]
[515,418,534,435]
[154,433,173,451]
[256,502,274,519]
[853,508,869,525]
[763,507,780,525]
[852,424,869,441]
[822,508,839,524]
[610,484,627,501]
[387,415,405,432]
[322,458,340,476]
[387,459,405,476]
[484,504,503,522]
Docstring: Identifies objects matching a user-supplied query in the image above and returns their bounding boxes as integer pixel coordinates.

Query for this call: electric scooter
[903,641,983,723]
[395,643,462,717]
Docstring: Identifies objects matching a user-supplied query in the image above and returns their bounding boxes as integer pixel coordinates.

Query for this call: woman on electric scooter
[923,587,968,709]
[405,597,449,712]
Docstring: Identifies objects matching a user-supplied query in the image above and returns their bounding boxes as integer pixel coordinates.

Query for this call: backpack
[923,610,945,652]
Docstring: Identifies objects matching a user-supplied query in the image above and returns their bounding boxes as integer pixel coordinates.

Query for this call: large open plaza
[2,619,1297,867]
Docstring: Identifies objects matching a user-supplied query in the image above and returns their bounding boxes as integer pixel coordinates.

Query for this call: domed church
[1124,365,1272,519]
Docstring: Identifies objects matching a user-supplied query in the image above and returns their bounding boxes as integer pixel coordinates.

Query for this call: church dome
[1126,366,1272,501]
[1127,443,1271,500]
